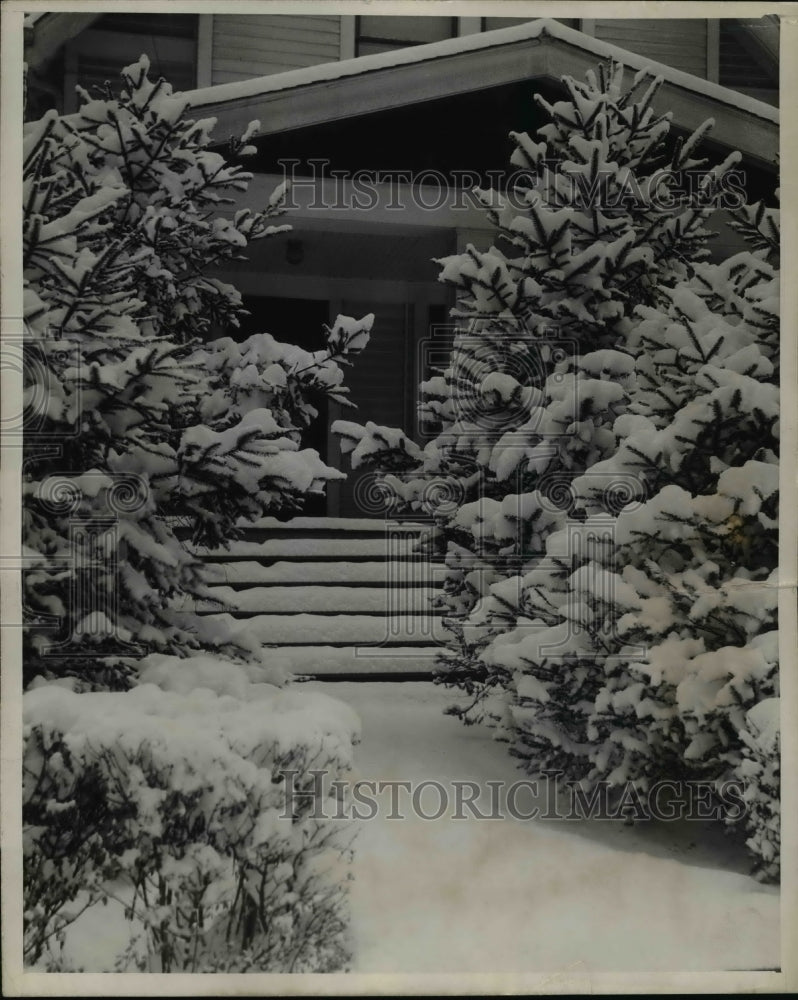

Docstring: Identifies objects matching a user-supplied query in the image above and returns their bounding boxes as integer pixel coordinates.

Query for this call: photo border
[2,1,795,994]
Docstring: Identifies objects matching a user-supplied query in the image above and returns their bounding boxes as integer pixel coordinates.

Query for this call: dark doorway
[335,300,412,519]
[239,295,330,517]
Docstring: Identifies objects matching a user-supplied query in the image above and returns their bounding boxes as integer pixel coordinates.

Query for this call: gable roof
[24,11,102,68]
[186,18,777,170]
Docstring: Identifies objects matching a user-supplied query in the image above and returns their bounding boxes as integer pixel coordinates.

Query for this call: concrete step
[191,536,430,558]
[205,560,447,585]
[198,611,450,646]
[196,584,443,614]
[239,516,428,533]
[258,643,440,678]
[188,517,447,678]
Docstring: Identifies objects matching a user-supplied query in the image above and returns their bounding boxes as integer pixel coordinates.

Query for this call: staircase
[184,517,448,680]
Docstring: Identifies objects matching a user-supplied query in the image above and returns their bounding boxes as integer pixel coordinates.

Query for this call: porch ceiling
[220,223,454,286]
[232,78,777,206]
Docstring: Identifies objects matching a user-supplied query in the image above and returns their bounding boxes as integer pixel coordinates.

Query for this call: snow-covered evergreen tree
[335,62,741,723]
[492,198,780,879]
[563,202,780,874]
[22,56,372,689]
[336,61,780,879]
[448,82,780,878]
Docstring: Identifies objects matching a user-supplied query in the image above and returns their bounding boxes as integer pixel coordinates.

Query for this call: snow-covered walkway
[303,681,780,974]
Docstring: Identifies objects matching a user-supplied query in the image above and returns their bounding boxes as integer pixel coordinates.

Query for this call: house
[25,12,779,518]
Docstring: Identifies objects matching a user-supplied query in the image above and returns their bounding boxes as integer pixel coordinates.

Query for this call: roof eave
[188,27,777,172]
[25,11,103,68]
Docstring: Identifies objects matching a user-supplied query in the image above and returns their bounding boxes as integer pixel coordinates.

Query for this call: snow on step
[203,611,450,645]
[208,560,446,585]
[236,515,429,532]
[199,585,441,614]
[194,536,424,558]
[269,645,438,675]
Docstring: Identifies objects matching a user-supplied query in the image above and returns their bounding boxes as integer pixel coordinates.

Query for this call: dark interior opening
[240,294,330,517]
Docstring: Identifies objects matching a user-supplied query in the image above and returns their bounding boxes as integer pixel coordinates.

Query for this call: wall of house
[203,15,779,103]
[38,14,778,116]
[592,19,708,78]
[717,20,779,105]
[206,16,712,86]
[210,14,342,85]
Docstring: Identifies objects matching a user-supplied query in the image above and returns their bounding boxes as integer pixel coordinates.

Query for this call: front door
[239,295,330,517]
[332,300,413,519]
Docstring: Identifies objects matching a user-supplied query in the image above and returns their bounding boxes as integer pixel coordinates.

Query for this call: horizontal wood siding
[718,21,778,104]
[212,14,341,85]
[594,19,708,79]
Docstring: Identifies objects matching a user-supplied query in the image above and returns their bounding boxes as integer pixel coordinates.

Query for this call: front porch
[199,20,777,520]
[214,221,455,517]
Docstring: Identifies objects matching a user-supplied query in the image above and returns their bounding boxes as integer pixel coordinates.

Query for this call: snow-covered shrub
[23,672,359,971]
[22,56,372,687]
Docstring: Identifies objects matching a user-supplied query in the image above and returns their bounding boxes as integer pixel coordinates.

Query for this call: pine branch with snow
[22,57,372,683]
[506,198,780,879]
[334,58,781,880]
[22,59,370,969]
[349,61,745,728]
